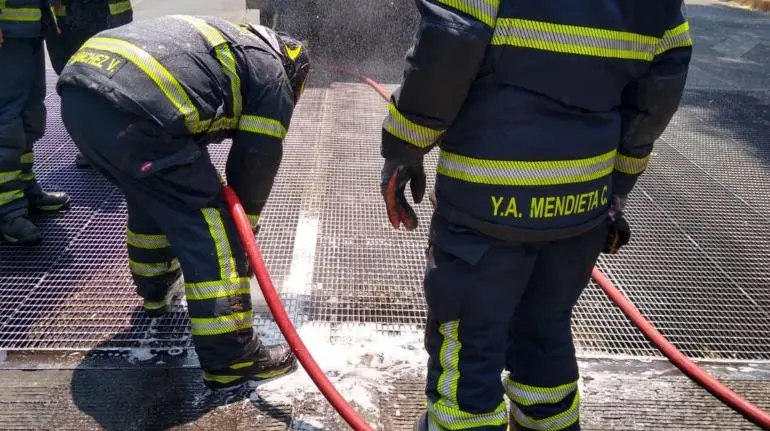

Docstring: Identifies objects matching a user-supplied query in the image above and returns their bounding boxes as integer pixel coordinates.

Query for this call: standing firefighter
[47,0,133,169]
[57,16,310,389]
[0,1,71,244]
[381,1,692,430]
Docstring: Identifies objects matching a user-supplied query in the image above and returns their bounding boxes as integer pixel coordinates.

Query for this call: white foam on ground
[257,323,427,415]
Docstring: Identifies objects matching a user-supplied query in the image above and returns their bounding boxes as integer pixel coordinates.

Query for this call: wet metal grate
[0,83,769,361]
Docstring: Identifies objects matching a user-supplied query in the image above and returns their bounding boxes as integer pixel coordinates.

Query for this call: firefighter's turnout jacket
[57,15,296,221]
[51,0,132,33]
[382,0,693,241]
[0,0,59,38]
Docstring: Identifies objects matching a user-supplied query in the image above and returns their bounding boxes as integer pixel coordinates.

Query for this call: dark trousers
[0,38,47,221]
[60,86,256,369]
[46,29,95,75]
[422,213,608,430]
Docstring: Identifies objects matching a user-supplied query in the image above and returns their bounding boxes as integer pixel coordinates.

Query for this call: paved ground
[2,1,770,430]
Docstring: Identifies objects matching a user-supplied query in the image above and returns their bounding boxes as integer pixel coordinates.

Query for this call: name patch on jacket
[67,49,126,77]
[491,186,609,219]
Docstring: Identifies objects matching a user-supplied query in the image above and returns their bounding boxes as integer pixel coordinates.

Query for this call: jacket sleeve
[613,3,693,197]
[381,0,499,162]
[226,71,295,230]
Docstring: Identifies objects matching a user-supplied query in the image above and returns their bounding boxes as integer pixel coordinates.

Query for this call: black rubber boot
[143,278,184,318]
[28,190,71,213]
[414,411,428,431]
[202,340,298,390]
[1,216,42,244]
[75,152,91,169]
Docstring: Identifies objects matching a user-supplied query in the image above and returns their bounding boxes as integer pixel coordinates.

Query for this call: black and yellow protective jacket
[383,0,693,241]
[57,15,297,223]
[51,0,132,33]
[0,0,59,38]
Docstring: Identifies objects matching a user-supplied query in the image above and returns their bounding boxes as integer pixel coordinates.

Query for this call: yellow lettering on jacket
[67,49,126,76]
[491,196,522,218]
[529,186,609,219]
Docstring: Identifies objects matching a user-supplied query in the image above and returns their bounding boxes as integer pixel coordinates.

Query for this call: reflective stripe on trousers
[427,320,509,430]
[188,208,252,337]
[504,377,580,430]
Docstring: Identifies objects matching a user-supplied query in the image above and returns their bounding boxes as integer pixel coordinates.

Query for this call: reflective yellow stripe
[247,214,260,230]
[384,103,444,149]
[656,22,693,55]
[0,190,24,206]
[492,18,659,61]
[129,258,180,278]
[435,0,499,28]
[126,229,171,249]
[428,400,508,429]
[437,149,616,186]
[614,153,650,175]
[0,170,20,185]
[20,153,34,164]
[426,321,507,428]
[19,172,35,182]
[202,208,238,281]
[504,378,578,407]
[173,16,243,122]
[190,310,253,336]
[0,5,42,22]
[511,391,580,430]
[186,277,251,301]
[82,37,202,133]
[108,0,132,15]
[238,115,287,139]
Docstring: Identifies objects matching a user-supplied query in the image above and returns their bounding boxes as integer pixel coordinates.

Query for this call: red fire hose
[347,71,770,430]
[223,186,375,431]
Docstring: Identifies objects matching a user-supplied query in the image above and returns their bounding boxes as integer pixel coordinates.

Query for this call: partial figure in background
[58,15,310,390]
[379,1,692,430]
[0,0,71,245]
[47,0,134,168]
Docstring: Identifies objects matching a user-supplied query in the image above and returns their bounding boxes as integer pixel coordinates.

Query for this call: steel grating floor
[1,2,770,364]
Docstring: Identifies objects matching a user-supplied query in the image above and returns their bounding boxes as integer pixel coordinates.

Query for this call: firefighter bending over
[47,0,134,169]
[0,1,71,244]
[380,1,692,430]
[57,16,310,390]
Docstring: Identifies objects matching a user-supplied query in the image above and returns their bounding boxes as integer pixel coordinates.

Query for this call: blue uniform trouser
[60,86,257,370]
[422,213,609,431]
[0,37,47,222]
[46,29,95,75]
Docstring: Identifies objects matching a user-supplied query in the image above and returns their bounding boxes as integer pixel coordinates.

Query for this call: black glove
[604,195,631,254]
[380,159,426,230]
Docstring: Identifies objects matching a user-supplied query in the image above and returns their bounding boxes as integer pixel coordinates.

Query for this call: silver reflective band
[504,378,577,406]
[384,103,444,149]
[511,392,580,431]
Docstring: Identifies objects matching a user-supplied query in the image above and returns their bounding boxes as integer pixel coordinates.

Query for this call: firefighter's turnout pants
[0,37,47,222]
[61,87,255,369]
[423,213,608,431]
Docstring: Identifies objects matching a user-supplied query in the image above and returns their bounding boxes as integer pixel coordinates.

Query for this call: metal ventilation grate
[1,83,768,362]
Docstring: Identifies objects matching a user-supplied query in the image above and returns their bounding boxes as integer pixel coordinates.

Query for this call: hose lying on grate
[223,186,375,431]
[348,70,770,430]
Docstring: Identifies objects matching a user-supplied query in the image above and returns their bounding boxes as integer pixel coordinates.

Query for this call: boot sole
[29,198,72,214]
[2,231,42,245]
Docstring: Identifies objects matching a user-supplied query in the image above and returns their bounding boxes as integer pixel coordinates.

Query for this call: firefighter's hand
[604,195,631,254]
[380,158,426,231]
